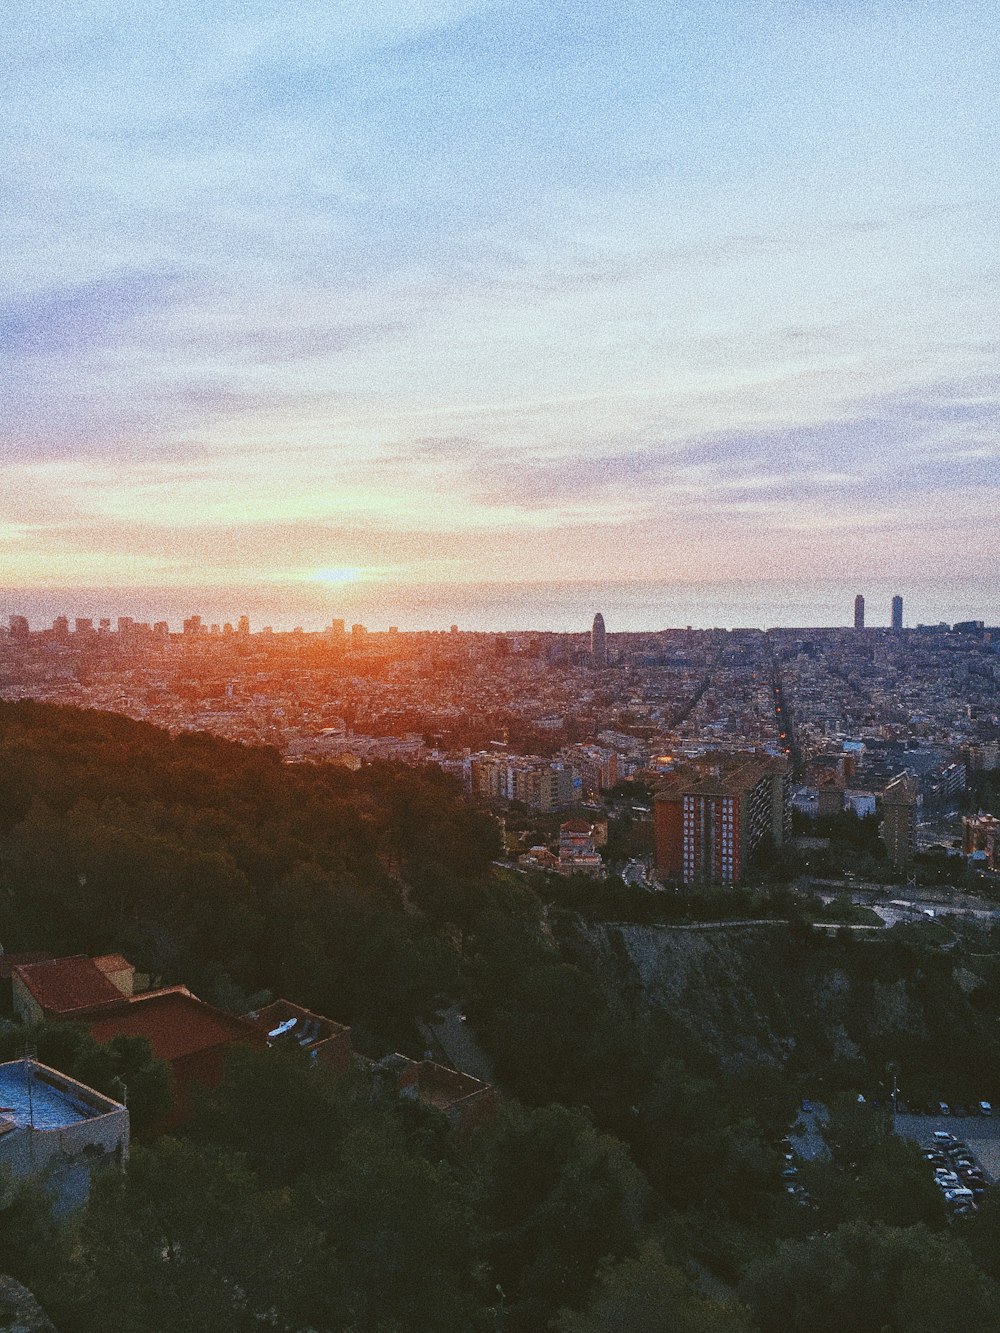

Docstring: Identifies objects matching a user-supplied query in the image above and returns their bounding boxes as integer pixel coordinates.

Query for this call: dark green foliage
[798,1096,946,1232]
[554,1241,754,1333]
[740,1219,1000,1333]
[0,1168,65,1293]
[200,1050,483,1329]
[62,1138,328,1333]
[470,1102,650,1332]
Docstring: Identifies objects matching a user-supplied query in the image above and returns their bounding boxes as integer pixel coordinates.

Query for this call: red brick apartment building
[654,754,789,885]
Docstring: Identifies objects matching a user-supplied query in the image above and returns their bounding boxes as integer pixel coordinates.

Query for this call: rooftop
[14,956,124,1016]
[243,999,349,1050]
[0,1060,122,1131]
[88,988,261,1064]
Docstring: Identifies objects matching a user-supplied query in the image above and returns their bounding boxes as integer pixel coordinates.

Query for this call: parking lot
[894,1112,1000,1184]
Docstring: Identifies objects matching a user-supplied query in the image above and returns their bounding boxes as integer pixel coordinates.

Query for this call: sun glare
[313,567,365,585]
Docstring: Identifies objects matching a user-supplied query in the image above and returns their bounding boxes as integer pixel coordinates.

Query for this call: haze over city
[4,0,999,621]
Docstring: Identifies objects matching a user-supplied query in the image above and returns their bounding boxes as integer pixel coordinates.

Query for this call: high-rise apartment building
[854,594,865,630]
[891,595,903,632]
[591,612,607,669]
[881,772,919,873]
[8,616,29,640]
[654,754,789,885]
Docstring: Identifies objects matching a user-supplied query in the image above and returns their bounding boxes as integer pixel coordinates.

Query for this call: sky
[3,0,999,626]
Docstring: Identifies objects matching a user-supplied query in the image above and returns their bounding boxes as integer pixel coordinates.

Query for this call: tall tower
[891,594,903,632]
[854,594,865,630]
[881,772,918,874]
[591,613,607,669]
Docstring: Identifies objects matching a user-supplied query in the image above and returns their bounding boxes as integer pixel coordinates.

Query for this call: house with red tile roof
[87,987,265,1129]
[12,956,128,1026]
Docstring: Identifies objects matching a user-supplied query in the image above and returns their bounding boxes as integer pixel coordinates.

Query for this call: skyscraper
[591,612,607,669]
[854,594,865,630]
[891,594,903,632]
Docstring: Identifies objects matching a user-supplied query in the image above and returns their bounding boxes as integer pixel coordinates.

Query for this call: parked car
[943,1187,974,1203]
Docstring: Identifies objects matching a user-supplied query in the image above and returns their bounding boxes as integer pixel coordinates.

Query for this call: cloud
[449,374,1000,515]
[0,270,187,361]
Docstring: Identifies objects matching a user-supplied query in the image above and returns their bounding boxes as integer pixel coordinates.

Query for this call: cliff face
[568,921,796,1073]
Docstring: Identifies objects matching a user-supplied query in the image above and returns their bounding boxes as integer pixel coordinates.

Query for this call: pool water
[0,1065,97,1131]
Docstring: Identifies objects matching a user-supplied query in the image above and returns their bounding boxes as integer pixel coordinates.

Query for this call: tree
[0,1023,171,1137]
[740,1220,999,1333]
[0,1167,65,1294]
[304,1128,484,1332]
[65,1139,327,1333]
[554,1241,754,1333]
[471,1103,649,1332]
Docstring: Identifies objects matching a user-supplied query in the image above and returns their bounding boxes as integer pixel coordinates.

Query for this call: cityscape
[5,0,1000,1328]
[3,594,998,889]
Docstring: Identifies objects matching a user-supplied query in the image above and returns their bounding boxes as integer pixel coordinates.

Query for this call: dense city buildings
[1,607,997,885]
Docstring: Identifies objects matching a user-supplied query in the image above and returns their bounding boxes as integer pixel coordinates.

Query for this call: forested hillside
[0,700,499,1049]
[4,701,1000,1332]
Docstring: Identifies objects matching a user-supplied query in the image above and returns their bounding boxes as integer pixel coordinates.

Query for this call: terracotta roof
[0,952,52,980]
[93,954,132,974]
[88,989,262,1064]
[14,956,123,1015]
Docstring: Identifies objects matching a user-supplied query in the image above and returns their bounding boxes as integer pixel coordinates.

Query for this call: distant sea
[2,578,998,635]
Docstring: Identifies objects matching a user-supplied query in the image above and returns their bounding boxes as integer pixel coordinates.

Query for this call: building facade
[654,754,789,885]
[881,772,919,873]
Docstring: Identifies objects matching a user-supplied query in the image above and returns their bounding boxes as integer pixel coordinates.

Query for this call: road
[799,877,1000,926]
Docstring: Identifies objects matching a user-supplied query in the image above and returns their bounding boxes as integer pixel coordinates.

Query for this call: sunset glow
[3,1,999,625]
